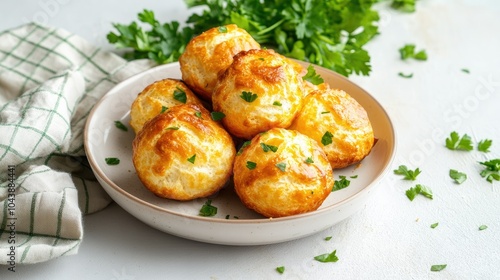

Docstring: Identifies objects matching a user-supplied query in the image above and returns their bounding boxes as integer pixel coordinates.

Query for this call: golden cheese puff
[129,79,204,133]
[132,104,236,201]
[233,128,334,218]
[212,49,305,139]
[288,88,374,169]
[179,24,260,100]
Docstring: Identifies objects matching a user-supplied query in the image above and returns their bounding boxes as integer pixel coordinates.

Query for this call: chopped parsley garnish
[449,169,467,184]
[406,184,433,201]
[445,131,473,151]
[246,161,257,170]
[240,91,258,102]
[393,165,421,181]
[479,225,488,231]
[194,111,203,118]
[237,141,252,155]
[276,266,285,274]
[211,111,226,121]
[105,157,120,165]
[273,101,282,106]
[478,139,492,152]
[350,175,358,179]
[276,162,286,172]
[321,111,330,114]
[479,159,500,183]
[305,157,314,164]
[430,223,439,229]
[199,199,217,217]
[218,26,228,33]
[430,264,447,272]
[399,44,427,61]
[324,236,332,241]
[332,176,350,192]
[114,120,128,132]
[161,106,169,113]
[187,154,196,164]
[461,68,470,74]
[167,126,179,130]
[173,87,187,103]
[260,143,278,153]
[321,131,333,146]
[314,250,339,263]
[302,65,324,85]
[398,72,413,78]
[391,0,416,13]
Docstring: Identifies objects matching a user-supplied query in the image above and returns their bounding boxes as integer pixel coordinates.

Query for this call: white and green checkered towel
[0,23,154,264]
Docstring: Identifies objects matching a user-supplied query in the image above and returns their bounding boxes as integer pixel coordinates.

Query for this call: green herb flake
[430,223,439,229]
[314,250,339,263]
[199,199,217,217]
[398,72,413,78]
[305,157,314,164]
[273,101,282,106]
[161,106,169,113]
[350,175,358,179]
[325,236,332,241]
[332,176,350,192]
[211,111,226,121]
[394,165,421,181]
[246,161,257,170]
[225,214,230,219]
[479,225,488,231]
[478,139,492,153]
[105,157,120,165]
[218,26,228,33]
[260,143,278,153]
[173,87,187,103]
[187,154,196,164]
[302,65,324,85]
[114,120,128,132]
[461,68,470,74]
[237,141,252,156]
[194,111,203,118]
[479,159,500,183]
[406,184,433,201]
[399,44,427,61]
[167,126,179,130]
[276,266,285,274]
[240,91,258,103]
[276,162,287,172]
[321,111,330,114]
[391,0,416,13]
[430,264,447,272]
[445,131,473,151]
[449,169,467,184]
[321,131,333,146]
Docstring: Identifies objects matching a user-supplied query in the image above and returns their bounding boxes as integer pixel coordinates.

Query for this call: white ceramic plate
[84,61,396,245]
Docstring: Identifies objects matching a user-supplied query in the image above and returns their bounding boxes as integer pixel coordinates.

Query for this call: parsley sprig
[479,159,500,183]
[445,132,473,151]
[393,165,421,181]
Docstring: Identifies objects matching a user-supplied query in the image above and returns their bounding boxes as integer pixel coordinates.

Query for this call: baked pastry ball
[132,104,236,200]
[129,79,204,133]
[288,88,374,169]
[212,49,305,139]
[233,128,334,218]
[179,24,260,100]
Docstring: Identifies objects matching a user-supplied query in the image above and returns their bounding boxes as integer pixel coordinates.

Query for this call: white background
[1,0,500,279]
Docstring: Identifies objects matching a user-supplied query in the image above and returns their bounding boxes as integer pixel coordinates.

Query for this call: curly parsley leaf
[406,184,433,201]
[302,65,324,85]
[449,169,467,184]
[394,165,421,181]
[445,132,473,151]
[479,159,500,183]
[240,91,258,103]
[399,44,427,61]
[199,199,217,217]
[332,176,350,192]
[478,139,492,153]
[314,250,339,263]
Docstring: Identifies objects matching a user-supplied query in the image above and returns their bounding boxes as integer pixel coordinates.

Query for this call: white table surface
[1,0,500,279]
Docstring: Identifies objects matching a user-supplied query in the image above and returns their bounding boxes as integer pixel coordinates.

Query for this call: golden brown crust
[233,128,334,218]
[288,88,374,169]
[132,104,236,200]
[212,49,305,139]
[129,79,204,133]
[179,24,260,100]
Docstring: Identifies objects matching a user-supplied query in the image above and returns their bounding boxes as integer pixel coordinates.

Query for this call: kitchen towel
[0,22,154,264]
